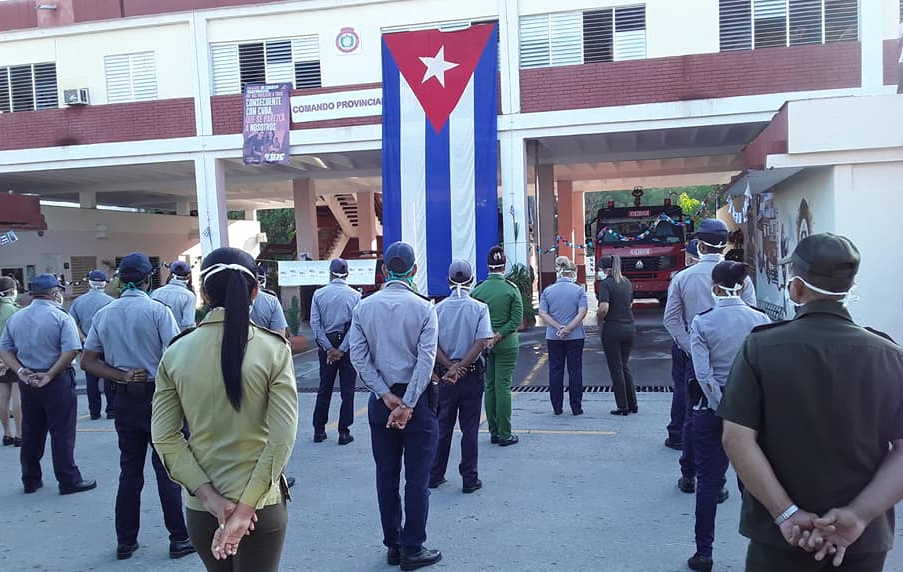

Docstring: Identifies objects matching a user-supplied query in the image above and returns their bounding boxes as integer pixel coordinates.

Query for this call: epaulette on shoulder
[750,306,769,315]
[865,327,897,345]
[698,308,714,317]
[751,320,790,333]
[505,279,520,290]
[414,291,432,302]
[253,323,290,344]
[169,326,197,345]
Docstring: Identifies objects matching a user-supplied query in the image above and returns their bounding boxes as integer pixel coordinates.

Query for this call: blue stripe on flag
[425,121,452,296]
[381,38,402,250]
[473,26,499,281]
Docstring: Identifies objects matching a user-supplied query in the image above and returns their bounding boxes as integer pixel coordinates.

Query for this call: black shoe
[553,409,563,415]
[462,479,482,494]
[428,478,446,489]
[716,488,729,504]
[313,431,327,443]
[169,539,196,559]
[610,409,630,416]
[677,477,696,494]
[490,434,499,444]
[116,543,139,560]
[497,434,519,447]
[572,409,584,416]
[13,437,21,447]
[106,413,116,420]
[286,476,296,489]
[2,435,13,446]
[24,481,43,494]
[338,431,354,445]
[400,548,442,571]
[687,553,713,571]
[90,414,101,420]
[664,437,683,451]
[629,406,638,414]
[59,479,97,495]
[387,546,401,566]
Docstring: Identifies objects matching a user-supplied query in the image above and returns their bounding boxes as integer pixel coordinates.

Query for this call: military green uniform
[471,274,523,440]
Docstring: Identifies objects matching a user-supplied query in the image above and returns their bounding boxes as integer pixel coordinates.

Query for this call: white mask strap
[200,263,257,284]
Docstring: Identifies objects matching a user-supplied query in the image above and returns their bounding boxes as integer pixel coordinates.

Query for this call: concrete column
[497,0,521,115]
[500,132,529,267]
[859,0,884,94]
[189,13,214,136]
[79,191,97,209]
[536,165,556,289]
[556,180,575,260]
[176,199,192,216]
[194,154,228,255]
[357,192,378,253]
[293,178,319,260]
[572,189,586,281]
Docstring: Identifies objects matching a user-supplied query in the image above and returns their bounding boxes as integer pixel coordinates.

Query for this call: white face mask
[786,275,855,308]
[0,289,16,303]
[88,281,107,291]
[51,290,64,306]
[597,270,607,280]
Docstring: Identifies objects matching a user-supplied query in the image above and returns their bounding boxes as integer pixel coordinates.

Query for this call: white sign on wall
[278,259,378,286]
[290,88,382,123]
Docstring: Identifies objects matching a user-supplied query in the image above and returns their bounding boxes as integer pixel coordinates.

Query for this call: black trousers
[187,501,288,572]
[431,371,483,486]
[746,542,887,572]
[600,322,637,410]
[547,338,585,413]
[18,369,83,488]
[114,383,188,545]
[85,371,115,418]
[312,349,356,432]
[369,386,438,554]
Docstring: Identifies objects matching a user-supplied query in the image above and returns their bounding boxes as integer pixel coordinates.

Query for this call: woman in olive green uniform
[0,276,22,446]
[152,248,298,572]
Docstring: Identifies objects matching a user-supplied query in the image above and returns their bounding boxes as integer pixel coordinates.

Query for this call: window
[520,6,645,69]
[0,63,58,113]
[210,35,321,95]
[104,52,157,103]
[719,0,858,51]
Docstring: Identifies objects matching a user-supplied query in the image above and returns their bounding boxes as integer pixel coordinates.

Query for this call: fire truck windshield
[598,219,684,245]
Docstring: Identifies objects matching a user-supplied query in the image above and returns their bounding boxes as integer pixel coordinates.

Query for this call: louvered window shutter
[583,10,613,63]
[265,40,294,84]
[130,52,157,101]
[754,0,788,48]
[519,14,551,68]
[720,0,752,51]
[105,54,131,102]
[239,42,266,89]
[33,63,58,109]
[105,52,156,103]
[614,6,646,61]
[292,36,321,89]
[824,0,858,42]
[549,12,582,66]
[10,65,34,112]
[789,0,822,45]
[210,42,240,95]
[0,68,9,113]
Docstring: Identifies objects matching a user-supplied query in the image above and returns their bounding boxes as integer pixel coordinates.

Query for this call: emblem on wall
[336,27,361,54]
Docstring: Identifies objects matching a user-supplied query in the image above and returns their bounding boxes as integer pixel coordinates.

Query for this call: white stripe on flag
[449,76,476,273]
[399,76,428,294]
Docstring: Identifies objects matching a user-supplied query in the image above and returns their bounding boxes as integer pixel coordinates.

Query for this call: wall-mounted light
[37,4,58,10]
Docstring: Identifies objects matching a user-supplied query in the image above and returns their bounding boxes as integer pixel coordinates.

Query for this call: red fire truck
[586,200,693,306]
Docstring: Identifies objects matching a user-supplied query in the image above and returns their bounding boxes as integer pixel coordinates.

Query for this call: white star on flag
[419,46,459,87]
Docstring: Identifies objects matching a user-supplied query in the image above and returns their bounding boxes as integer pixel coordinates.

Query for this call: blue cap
[30,273,61,294]
[686,239,699,259]
[87,269,108,282]
[385,241,415,273]
[694,219,729,247]
[448,259,473,284]
[119,252,153,279]
[330,258,349,276]
[169,261,191,276]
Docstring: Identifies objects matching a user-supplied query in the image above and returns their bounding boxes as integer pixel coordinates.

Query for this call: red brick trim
[742,103,789,170]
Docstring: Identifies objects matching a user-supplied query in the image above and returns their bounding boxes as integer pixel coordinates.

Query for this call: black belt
[114,380,156,397]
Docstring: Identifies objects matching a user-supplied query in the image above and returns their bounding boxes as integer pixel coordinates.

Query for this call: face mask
[88,281,107,291]
[0,289,16,303]
[786,275,855,308]
[597,271,607,280]
[51,291,64,306]
[171,276,189,287]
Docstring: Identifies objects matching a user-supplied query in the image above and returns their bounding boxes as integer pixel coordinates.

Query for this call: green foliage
[585,185,717,221]
[506,263,536,325]
[258,208,296,245]
[227,211,245,220]
[677,192,703,220]
[285,295,301,336]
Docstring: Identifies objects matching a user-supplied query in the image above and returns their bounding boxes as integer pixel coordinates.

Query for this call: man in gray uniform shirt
[69,269,115,419]
[250,268,290,337]
[348,241,442,571]
[150,261,197,331]
[311,258,362,445]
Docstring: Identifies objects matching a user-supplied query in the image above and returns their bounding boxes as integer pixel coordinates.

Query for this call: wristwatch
[774,504,799,526]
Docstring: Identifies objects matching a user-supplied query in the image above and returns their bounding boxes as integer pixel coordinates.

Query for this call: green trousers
[485,340,518,439]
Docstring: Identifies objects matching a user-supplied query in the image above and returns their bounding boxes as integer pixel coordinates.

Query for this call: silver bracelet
[16,367,26,376]
[774,504,799,526]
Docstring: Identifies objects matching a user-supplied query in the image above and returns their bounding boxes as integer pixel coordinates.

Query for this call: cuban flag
[381,23,499,296]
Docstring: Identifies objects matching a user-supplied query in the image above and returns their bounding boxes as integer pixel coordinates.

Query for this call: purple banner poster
[242,83,291,165]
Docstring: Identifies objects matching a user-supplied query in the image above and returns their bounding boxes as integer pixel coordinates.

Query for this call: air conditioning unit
[64,88,90,106]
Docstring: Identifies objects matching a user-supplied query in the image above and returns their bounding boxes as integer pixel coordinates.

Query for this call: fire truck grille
[623,256,666,272]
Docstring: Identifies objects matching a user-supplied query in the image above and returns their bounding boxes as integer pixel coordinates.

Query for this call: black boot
[687,553,713,571]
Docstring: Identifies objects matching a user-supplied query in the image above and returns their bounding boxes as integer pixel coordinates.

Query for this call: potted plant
[506,263,536,331]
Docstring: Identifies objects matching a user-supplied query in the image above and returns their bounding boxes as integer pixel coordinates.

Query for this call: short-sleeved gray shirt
[539,278,588,340]
[150,283,197,330]
[435,291,493,360]
[69,289,114,335]
[250,290,289,333]
[0,299,82,370]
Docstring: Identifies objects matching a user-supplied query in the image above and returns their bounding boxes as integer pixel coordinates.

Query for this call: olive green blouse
[151,309,298,511]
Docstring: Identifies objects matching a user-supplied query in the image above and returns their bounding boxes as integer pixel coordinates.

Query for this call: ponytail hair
[200,248,258,411]
[711,261,749,294]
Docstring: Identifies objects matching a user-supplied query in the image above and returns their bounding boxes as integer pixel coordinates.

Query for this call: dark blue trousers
[692,408,729,558]
[667,342,688,443]
[85,371,115,418]
[312,350,357,432]
[431,371,483,487]
[547,338,584,413]
[18,369,83,488]
[368,387,438,554]
[114,383,188,545]
[679,354,697,480]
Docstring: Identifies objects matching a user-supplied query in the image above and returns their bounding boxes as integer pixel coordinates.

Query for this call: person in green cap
[471,246,523,447]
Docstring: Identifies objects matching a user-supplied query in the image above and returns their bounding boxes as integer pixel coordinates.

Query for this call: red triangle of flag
[384,24,494,133]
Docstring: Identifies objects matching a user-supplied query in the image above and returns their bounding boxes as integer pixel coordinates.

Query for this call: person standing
[664,220,755,495]
[430,260,493,494]
[81,253,193,561]
[471,246,523,447]
[310,258,361,445]
[152,247,298,572]
[666,239,699,449]
[151,261,197,331]
[0,274,95,495]
[596,255,638,416]
[538,256,588,416]
[68,269,115,420]
[348,241,442,571]
[685,261,770,572]
[721,234,903,572]
[250,268,290,338]
[0,276,22,447]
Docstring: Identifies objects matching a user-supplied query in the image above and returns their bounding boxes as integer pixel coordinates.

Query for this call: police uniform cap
[0,276,18,292]
[30,273,62,294]
[781,233,860,291]
[169,261,191,276]
[385,241,416,273]
[448,259,473,283]
[330,258,349,276]
[487,246,506,268]
[119,252,153,279]
[694,219,729,246]
[88,269,109,282]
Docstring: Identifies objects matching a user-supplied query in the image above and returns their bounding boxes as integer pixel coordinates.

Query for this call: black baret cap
[487,246,506,268]
[781,233,860,291]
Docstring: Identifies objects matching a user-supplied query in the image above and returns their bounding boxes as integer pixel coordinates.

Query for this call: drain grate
[297,385,673,394]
